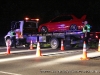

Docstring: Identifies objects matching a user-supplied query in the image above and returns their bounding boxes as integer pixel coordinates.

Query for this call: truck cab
[4,18,39,46]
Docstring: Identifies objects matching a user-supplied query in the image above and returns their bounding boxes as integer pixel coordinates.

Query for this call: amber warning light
[25,17,39,21]
[31,18,39,21]
[95,35,98,39]
[25,17,29,20]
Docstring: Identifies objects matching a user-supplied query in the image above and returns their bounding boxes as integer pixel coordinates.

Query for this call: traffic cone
[30,40,33,50]
[61,39,64,51]
[98,39,100,52]
[6,40,11,54]
[36,42,42,56]
[80,41,89,60]
[7,46,10,54]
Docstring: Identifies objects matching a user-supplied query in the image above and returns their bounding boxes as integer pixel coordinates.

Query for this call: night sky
[0,0,100,35]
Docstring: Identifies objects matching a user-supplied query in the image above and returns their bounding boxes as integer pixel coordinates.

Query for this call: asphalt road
[0,46,100,75]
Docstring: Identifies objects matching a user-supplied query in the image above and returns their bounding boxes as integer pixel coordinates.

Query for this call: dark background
[0,0,100,36]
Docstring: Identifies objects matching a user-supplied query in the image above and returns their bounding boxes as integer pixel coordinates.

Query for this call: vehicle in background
[38,14,86,33]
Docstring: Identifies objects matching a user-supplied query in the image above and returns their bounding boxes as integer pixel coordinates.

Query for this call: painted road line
[0,50,79,62]
[0,71,22,75]
[0,55,37,62]
[31,51,100,67]
[0,50,99,63]
[0,48,82,55]
[0,47,7,49]
[0,50,34,54]
[0,48,52,54]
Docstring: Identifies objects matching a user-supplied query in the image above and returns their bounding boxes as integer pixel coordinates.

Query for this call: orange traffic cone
[98,39,100,52]
[61,39,64,51]
[30,40,33,50]
[80,41,89,60]
[7,46,10,54]
[36,42,42,56]
[6,40,11,54]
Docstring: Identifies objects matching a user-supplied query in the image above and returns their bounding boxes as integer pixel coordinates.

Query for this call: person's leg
[87,32,90,49]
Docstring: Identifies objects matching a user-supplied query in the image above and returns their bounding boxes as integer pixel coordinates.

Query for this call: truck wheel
[69,24,78,30]
[50,38,59,49]
[40,26,48,34]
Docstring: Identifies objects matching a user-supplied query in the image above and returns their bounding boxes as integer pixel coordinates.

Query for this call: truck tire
[69,24,78,30]
[40,26,48,34]
[50,38,59,49]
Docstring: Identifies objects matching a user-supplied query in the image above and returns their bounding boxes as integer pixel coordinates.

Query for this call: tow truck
[4,18,89,49]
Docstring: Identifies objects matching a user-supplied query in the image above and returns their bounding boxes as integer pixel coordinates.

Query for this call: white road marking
[0,50,33,54]
[31,51,100,67]
[0,50,99,63]
[0,47,7,49]
[0,71,22,75]
[0,55,37,62]
[0,50,77,62]
[0,48,52,54]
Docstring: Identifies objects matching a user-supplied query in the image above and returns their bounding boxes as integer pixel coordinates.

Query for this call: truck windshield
[23,21,38,34]
[24,21,36,28]
[11,21,20,30]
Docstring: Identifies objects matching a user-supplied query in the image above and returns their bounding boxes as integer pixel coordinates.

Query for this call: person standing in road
[82,20,91,48]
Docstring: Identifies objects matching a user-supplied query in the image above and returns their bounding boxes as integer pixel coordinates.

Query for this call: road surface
[0,46,100,75]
